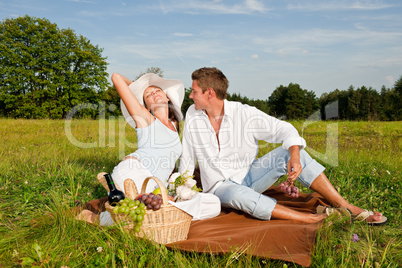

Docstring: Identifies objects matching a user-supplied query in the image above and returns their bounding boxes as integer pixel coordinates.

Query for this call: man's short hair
[191,67,228,100]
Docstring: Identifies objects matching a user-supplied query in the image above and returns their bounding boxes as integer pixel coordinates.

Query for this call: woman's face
[143,86,169,110]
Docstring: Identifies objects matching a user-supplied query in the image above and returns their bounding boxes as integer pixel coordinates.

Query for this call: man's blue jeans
[213,147,325,220]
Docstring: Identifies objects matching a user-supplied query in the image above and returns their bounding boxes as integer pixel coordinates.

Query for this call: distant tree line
[1,16,401,121]
[179,80,401,121]
[219,81,401,121]
[319,84,401,121]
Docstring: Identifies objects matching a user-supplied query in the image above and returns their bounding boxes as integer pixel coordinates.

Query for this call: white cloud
[385,75,394,85]
[155,0,268,15]
[75,0,269,18]
[116,39,228,61]
[354,23,368,30]
[287,0,393,11]
[277,49,290,57]
[172,33,193,37]
[252,28,402,56]
[78,11,100,17]
[251,54,259,59]
[68,0,97,4]
[245,0,265,12]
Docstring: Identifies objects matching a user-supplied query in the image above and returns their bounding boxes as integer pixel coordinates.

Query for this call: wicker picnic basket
[98,172,193,244]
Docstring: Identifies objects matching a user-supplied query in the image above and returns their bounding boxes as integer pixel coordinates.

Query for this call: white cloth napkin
[169,193,221,221]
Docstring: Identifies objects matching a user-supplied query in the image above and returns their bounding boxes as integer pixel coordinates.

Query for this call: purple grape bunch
[279,181,299,198]
[137,192,163,211]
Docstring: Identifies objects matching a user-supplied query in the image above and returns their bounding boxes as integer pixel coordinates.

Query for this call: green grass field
[0,118,401,267]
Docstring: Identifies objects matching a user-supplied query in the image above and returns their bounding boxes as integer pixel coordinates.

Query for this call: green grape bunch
[112,197,147,233]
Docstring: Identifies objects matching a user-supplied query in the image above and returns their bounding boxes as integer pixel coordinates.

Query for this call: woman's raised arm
[111,73,153,128]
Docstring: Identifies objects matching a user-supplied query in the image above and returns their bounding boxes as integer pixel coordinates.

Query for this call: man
[178,67,386,225]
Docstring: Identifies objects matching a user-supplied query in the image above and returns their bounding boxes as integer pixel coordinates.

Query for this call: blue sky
[1,0,402,99]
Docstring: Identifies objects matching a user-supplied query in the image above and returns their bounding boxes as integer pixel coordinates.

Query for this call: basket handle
[141,176,169,205]
[124,179,138,200]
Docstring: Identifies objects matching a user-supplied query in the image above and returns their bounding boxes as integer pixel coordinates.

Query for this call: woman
[78,72,220,225]
[112,72,184,194]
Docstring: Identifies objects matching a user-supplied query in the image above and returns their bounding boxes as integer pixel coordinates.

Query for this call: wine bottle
[104,173,125,206]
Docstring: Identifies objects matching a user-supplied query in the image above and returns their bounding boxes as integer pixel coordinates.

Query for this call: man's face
[190,80,209,110]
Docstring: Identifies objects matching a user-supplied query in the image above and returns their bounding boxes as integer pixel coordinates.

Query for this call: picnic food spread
[104,176,193,244]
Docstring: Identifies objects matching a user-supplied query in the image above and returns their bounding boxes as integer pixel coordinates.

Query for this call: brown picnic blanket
[83,187,329,267]
[167,187,329,267]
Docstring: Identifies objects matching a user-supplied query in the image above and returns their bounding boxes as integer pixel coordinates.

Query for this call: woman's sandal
[316,205,353,225]
[353,209,388,226]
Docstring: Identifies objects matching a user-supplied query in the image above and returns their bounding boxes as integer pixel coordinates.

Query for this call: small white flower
[96,247,103,252]
[12,249,19,257]
[24,180,28,185]
[168,171,200,201]
[168,183,175,191]
[184,178,197,188]
[176,186,196,201]
[168,172,180,183]
[386,170,391,175]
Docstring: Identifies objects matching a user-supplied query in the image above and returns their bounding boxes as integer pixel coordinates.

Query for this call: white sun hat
[120,73,185,129]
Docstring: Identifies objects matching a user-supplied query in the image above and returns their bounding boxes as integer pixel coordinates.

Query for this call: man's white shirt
[179,100,306,193]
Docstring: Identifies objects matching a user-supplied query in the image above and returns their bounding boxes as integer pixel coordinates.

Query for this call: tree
[227,92,270,115]
[320,83,401,121]
[99,85,122,117]
[395,75,402,94]
[249,99,270,115]
[136,67,164,80]
[181,88,193,118]
[0,15,109,118]
[393,75,402,120]
[227,92,249,104]
[319,89,348,119]
[379,77,401,121]
[267,85,288,118]
[268,83,319,120]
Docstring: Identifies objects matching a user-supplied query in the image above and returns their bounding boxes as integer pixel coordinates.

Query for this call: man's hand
[287,145,302,182]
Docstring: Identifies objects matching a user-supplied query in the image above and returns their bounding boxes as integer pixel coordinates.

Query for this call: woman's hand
[111,73,153,128]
